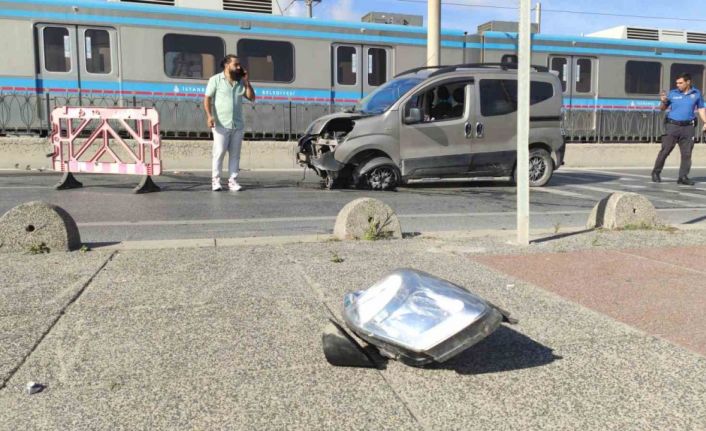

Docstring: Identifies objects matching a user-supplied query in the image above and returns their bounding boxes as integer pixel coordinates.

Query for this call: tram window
[44,27,71,72]
[237,39,294,83]
[368,48,387,86]
[670,64,704,89]
[84,29,111,74]
[337,46,357,85]
[625,61,661,94]
[576,58,592,93]
[163,34,223,80]
[480,79,554,117]
[550,57,567,92]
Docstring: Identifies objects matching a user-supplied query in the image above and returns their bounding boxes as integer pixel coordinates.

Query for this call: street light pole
[517,0,531,245]
[427,0,441,66]
[305,0,313,18]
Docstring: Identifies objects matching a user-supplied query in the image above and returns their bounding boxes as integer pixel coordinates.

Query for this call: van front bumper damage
[309,151,343,173]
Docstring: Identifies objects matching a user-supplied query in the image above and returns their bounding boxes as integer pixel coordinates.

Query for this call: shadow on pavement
[84,241,121,249]
[432,326,560,375]
[684,214,706,224]
[531,228,595,244]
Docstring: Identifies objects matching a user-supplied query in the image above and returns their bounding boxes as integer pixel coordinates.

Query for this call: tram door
[549,56,598,140]
[332,44,392,110]
[35,24,120,118]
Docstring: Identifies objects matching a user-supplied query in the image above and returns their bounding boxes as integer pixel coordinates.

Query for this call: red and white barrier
[50,106,162,193]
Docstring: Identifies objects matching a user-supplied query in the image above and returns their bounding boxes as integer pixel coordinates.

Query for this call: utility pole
[427,0,441,66]
[517,0,531,245]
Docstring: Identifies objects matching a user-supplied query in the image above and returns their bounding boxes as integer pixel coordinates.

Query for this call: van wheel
[512,148,554,187]
[324,171,340,190]
[364,162,400,191]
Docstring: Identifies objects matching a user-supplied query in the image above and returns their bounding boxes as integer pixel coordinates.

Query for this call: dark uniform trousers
[653,123,695,178]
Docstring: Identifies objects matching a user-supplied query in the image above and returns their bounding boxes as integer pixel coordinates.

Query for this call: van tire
[358,157,401,191]
[512,148,554,187]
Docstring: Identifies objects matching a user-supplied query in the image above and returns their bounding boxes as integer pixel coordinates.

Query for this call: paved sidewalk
[1,229,706,430]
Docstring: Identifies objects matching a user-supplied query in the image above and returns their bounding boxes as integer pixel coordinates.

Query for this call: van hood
[306,112,371,135]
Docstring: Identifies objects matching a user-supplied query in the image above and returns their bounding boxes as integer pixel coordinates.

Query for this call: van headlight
[340,268,515,366]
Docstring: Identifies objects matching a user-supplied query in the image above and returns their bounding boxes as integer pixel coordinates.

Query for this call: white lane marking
[568,183,705,207]
[531,187,595,199]
[657,188,706,200]
[564,168,675,181]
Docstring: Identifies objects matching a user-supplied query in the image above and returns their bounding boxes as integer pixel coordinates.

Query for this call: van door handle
[464,122,473,138]
[475,122,484,138]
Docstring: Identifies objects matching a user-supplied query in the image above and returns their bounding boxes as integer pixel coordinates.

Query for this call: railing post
[44,93,51,135]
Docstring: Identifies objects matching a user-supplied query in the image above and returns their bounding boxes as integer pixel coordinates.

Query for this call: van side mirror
[405,107,422,124]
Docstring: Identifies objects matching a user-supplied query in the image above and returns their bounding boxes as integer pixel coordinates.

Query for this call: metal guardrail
[1,91,704,143]
[0,92,335,140]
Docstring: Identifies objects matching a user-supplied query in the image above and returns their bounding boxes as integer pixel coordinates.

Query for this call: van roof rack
[428,62,549,77]
[393,65,448,78]
[395,62,549,78]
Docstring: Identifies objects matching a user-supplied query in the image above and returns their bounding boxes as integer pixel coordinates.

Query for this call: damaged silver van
[296,63,566,191]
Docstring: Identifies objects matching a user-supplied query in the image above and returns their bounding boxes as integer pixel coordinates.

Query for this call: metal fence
[0,92,333,140]
[562,109,705,143]
[1,91,705,143]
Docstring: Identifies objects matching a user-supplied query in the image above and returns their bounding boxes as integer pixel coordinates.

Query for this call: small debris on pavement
[26,382,45,395]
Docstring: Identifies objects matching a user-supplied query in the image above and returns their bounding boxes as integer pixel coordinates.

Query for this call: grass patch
[330,252,344,263]
[80,244,91,253]
[28,242,50,254]
[362,214,395,241]
[614,223,678,233]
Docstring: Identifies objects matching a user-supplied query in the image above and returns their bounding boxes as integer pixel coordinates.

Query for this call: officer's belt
[666,118,695,126]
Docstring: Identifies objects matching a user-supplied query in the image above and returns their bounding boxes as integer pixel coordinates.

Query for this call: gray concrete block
[333,198,402,240]
[0,201,81,253]
[586,192,659,230]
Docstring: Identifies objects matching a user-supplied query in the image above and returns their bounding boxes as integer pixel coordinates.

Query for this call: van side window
[405,82,467,123]
[479,80,554,117]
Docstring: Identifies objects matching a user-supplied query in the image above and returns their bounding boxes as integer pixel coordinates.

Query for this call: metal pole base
[54,172,83,190]
[133,175,161,194]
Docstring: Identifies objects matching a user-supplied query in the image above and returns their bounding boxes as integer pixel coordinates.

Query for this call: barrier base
[133,175,161,194]
[54,172,83,190]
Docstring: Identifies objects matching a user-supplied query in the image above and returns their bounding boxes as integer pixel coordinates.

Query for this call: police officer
[652,73,706,185]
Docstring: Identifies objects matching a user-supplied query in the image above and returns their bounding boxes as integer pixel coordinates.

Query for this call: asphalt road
[1,167,706,242]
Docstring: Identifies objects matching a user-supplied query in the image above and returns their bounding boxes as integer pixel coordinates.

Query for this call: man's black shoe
[677,176,695,185]
[651,171,661,183]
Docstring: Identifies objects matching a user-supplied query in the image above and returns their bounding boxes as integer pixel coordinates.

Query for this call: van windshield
[356,77,424,115]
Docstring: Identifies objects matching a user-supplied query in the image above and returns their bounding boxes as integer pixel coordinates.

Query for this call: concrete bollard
[586,192,658,230]
[334,198,402,240]
[0,201,81,253]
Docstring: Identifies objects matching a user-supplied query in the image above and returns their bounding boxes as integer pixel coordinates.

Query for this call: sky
[273,0,706,36]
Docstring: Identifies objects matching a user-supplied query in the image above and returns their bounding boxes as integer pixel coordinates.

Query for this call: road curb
[84,223,706,251]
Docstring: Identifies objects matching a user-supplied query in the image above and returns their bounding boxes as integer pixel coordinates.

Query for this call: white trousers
[212,126,244,181]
